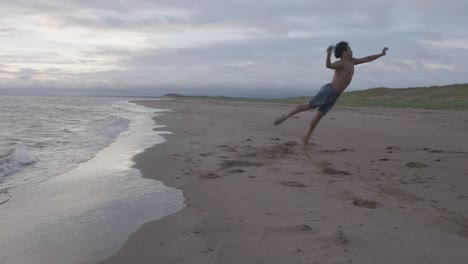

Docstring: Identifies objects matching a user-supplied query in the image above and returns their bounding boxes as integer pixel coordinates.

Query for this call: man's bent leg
[274,103,312,125]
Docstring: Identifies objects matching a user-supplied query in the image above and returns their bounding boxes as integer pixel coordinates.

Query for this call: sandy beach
[97,98,468,264]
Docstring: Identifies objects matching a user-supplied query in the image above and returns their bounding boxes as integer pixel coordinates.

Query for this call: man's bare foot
[274,115,288,126]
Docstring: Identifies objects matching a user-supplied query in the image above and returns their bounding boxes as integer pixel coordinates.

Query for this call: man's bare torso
[331,59,355,94]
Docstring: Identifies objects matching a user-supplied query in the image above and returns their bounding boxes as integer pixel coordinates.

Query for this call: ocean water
[0,96,184,264]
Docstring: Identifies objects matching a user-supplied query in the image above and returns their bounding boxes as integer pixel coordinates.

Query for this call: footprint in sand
[272,141,300,157]
[245,141,301,159]
[386,146,401,150]
[228,169,245,174]
[285,141,298,147]
[293,172,305,175]
[321,148,355,154]
[217,145,237,153]
[422,148,468,154]
[421,147,445,153]
[353,198,378,209]
[406,162,428,168]
[220,160,263,169]
[280,181,307,187]
[199,172,221,179]
[319,162,351,176]
[337,229,348,244]
[241,152,257,158]
[199,152,216,157]
[322,167,351,176]
[385,146,400,153]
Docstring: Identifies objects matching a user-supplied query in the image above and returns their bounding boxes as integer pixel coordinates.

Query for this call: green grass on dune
[165,84,468,110]
[337,84,468,110]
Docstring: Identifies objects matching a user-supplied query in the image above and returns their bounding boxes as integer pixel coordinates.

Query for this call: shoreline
[0,98,184,264]
[97,98,468,264]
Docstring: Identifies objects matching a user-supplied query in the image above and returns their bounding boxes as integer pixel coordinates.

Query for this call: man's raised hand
[382,47,389,55]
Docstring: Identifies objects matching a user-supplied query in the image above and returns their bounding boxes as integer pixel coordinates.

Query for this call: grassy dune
[165,84,468,110]
[338,84,468,110]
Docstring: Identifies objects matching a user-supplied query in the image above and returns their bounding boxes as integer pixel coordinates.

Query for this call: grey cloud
[0,1,400,33]
[4,1,467,29]
[0,0,467,96]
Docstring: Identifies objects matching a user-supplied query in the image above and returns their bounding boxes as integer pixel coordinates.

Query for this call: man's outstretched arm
[353,47,388,65]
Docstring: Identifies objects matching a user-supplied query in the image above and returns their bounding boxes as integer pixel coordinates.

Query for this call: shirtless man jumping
[274,41,388,147]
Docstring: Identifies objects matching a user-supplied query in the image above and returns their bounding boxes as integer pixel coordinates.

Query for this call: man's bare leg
[302,111,324,147]
[274,103,312,125]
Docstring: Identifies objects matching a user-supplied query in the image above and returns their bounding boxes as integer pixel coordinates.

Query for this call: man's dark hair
[334,41,349,59]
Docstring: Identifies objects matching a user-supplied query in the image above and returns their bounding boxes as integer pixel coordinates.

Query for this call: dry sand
[97,98,468,264]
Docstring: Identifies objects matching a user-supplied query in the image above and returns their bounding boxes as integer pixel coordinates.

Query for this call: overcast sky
[0,0,467,97]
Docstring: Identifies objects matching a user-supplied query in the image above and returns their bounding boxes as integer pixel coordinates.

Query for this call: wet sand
[97,98,468,264]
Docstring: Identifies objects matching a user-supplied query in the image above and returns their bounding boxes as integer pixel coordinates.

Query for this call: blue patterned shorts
[308,83,339,115]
